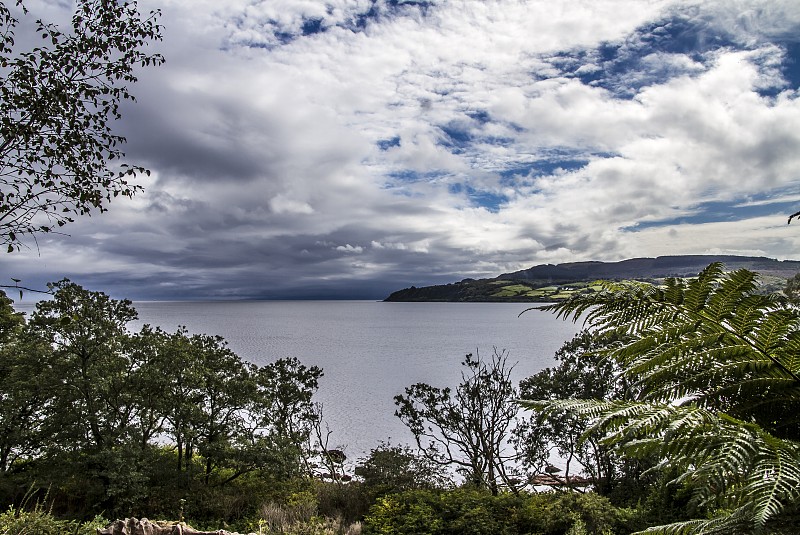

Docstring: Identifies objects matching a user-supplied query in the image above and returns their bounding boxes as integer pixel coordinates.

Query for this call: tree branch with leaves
[0,0,163,250]
[395,349,522,495]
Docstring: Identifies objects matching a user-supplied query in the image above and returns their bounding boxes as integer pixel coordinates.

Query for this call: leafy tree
[783,272,800,304]
[514,330,654,500]
[525,263,800,533]
[121,326,172,450]
[253,356,323,480]
[17,280,164,513]
[395,349,520,495]
[0,281,330,517]
[143,326,206,477]
[0,0,163,249]
[128,327,325,488]
[355,442,451,495]
[514,330,635,494]
[177,333,254,485]
[26,279,140,454]
[0,289,45,472]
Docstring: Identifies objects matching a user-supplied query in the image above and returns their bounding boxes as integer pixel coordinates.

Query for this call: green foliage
[0,290,43,472]
[363,488,633,535]
[520,492,635,535]
[387,278,600,302]
[26,279,140,454]
[0,281,325,521]
[355,442,450,495]
[784,272,800,304]
[528,263,800,533]
[0,504,106,535]
[395,350,520,494]
[514,331,653,500]
[0,0,164,249]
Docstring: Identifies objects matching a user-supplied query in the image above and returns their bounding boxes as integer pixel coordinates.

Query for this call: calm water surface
[16,300,579,461]
[131,300,579,460]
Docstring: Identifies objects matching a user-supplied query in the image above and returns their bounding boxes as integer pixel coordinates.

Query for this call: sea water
[15,299,579,462]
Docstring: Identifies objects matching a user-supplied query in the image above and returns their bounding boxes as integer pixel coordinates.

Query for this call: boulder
[97,518,256,535]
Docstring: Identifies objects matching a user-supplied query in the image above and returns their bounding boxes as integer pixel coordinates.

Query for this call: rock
[97,518,256,535]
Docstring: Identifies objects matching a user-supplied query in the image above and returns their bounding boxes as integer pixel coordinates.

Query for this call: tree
[514,330,647,496]
[355,442,450,495]
[0,289,46,472]
[784,272,800,304]
[395,349,521,495]
[18,280,165,512]
[139,327,325,486]
[252,356,323,480]
[26,279,140,454]
[0,0,163,249]
[162,331,255,486]
[524,263,800,533]
[0,281,334,518]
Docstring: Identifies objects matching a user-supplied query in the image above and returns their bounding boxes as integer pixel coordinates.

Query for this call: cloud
[5,0,800,300]
[335,244,364,253]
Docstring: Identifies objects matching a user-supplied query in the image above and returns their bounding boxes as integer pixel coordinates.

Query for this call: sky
[5,0,800,300]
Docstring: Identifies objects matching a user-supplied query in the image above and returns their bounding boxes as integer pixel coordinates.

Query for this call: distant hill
[384,255,800,302]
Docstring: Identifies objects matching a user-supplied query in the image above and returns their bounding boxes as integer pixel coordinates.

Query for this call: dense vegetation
[0,280,332,526]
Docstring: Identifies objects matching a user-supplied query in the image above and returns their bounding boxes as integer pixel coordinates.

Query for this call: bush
[363,490,443,535]
[518,492,635,535]
[0,505,106,535]
[314,481,372,525]
[363,488,636,535]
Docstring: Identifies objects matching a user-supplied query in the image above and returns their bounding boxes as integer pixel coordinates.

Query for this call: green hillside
[385,255,798,302]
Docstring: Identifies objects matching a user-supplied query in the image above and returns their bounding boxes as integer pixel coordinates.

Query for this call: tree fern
[523,263,800,533]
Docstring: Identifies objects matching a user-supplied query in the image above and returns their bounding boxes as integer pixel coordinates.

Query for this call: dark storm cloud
[119,92,274,183]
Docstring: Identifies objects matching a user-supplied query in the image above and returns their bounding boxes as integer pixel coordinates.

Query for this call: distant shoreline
[384,255,799,302]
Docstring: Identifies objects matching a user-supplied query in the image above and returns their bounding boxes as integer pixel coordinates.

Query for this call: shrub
[363,488,635,535]
[0,505,106,535]
[363,490,442,535]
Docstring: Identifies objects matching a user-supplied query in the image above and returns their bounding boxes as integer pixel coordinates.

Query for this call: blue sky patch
[631,195,799,230]
[634,14,734,57]
[782,42,800,90]
[377,136,401,151]
[498,151,597,183]
[301,18,325,36]
[348,0,434,31]
[387,169,448,184]
[438,123,472,152]
[467,110,491,124]
[554,11,742,98]
[449,183,507,212]
[475,135,516,147]
[273,31,295,46]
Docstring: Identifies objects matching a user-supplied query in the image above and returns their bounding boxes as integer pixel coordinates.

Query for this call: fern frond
[634,506,754,535]
[521,398,800,532]
[529,262,800,534]
[682,263,724,313]
[744,432,800,529]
